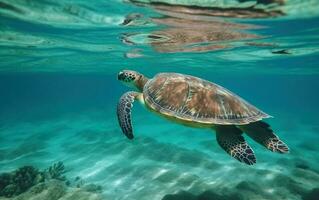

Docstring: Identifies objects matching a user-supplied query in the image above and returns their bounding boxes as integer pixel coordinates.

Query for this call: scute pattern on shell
[144,73,270,125]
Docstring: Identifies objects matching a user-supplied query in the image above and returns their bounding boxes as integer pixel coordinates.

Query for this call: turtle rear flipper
[215,126,256,165]
[240,121,289,153]
[117,91,141,140]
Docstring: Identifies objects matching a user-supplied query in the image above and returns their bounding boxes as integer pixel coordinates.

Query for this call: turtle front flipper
[215,126,256,165]
[117,91,141,140]
[240,121,289,153]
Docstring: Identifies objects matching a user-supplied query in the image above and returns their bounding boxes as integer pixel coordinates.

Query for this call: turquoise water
[0,0,319,199]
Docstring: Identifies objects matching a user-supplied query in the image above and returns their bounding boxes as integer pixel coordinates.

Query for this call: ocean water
[0,0,319,200]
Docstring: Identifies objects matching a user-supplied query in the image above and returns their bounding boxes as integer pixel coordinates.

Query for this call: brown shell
[143,73,270,125]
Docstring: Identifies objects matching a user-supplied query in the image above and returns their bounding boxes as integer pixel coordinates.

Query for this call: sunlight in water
[0,0,319,200]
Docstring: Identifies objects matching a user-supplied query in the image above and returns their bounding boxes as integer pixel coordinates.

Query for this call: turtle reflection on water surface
[122,15,262,53]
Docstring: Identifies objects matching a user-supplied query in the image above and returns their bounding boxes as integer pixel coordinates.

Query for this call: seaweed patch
[0,162,103,199]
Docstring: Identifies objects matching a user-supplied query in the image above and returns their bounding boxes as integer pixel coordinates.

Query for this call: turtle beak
[118,71,125,81]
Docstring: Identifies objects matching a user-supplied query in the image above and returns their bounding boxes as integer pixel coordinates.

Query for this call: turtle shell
[143,73,270,125]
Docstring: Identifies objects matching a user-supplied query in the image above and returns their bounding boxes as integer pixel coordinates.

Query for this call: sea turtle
[117,70,289,165]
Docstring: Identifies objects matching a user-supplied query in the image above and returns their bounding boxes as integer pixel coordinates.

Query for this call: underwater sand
[1,109,319,200]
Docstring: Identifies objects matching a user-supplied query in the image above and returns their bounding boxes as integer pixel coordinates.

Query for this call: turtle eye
[118,72,125,80]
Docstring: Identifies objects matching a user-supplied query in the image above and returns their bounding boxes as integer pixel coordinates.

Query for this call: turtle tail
[240,121,289,153]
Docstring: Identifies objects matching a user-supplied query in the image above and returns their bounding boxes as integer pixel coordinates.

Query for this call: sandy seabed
[0,110,318,200]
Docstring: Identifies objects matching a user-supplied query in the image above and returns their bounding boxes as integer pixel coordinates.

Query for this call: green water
[0,0,319,200]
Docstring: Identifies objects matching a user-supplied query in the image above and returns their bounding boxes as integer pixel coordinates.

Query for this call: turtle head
[117,70,148,91]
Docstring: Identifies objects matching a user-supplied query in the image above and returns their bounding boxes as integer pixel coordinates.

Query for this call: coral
[0,173,11,193]
[0,166,44,197]
[0,180,103,200]
[0,162,103,199]
[45,161,67,181]
[73,176,84,188]
[13,166,42,194]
